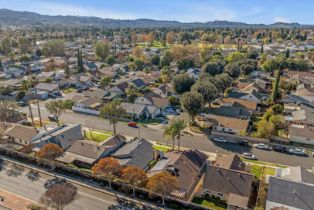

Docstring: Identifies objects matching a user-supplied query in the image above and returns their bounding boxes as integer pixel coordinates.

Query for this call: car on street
[212,137,228,143]
[288,148,307,156]
[254,143,270,150]
[272,145,287,153]
[238,140,249,147]
[242,152,257,160]
[44,178,66,189]
[127,122,137,127]
[17,100,27,107]
[48,114,57,121]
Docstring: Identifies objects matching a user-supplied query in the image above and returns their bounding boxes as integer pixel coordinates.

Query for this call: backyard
[84,129,113,143]
[192,197,227,210]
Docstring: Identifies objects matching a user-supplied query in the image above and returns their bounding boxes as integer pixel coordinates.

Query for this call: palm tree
[163,119,187,151]
[172,119,187,151]
[163,125,176,150]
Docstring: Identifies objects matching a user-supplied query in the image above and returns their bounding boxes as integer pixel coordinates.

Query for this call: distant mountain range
[0,9,313,29]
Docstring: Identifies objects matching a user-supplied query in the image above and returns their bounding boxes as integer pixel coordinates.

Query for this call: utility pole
[34,88,43,127]
[27,98,35,127]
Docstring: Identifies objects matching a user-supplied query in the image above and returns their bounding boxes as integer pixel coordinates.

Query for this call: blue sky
[0,0,313,24]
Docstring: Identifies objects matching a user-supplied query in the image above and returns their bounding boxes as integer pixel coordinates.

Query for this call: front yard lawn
[140,118,163,125]
[84,130,112,142]
[242,158,287,168]
[153,144,171,153]
[192,197,227,210]
[250,165,276,179]
[62,87,76,94]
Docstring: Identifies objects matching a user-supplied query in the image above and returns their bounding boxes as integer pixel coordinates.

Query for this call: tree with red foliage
[92,157,122,189]
[146,172,179,205]
[122,166,147,196]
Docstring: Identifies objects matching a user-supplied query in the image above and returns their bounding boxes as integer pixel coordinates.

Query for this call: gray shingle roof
[267,176,314,210]
[203,164,254,203]
[66,140,107,160]
[36,83,59,91]
[112,138,154,170]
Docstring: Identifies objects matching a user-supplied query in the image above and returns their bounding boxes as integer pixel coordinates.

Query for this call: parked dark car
[44,178,66,189]
[272,145,287,153]
[17,100,27,107]
[48,114,57,121]
[238,140,249,147]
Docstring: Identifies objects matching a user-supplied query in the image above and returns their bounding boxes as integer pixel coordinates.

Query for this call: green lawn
[84,130,113,142]
[250,165,276,179]
[192,197,227,210]
[242,158,287,168]
[137,41,167,49]
[153,144,171,153]
[62,87,76,94]
[140,118,163,125]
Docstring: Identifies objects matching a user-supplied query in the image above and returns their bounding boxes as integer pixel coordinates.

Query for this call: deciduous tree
[172,74,195,95]
[94,41,109,60]
[42,182,77,210]
[92,157,121,189]
[122,166,147,196]
[180,91,203,123]
[45,100,67,125]
[146,172,179,205]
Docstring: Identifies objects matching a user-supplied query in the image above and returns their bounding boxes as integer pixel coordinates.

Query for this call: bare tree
[41,182,77,210]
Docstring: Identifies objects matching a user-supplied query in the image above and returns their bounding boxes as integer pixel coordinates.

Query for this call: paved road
[0,161,118,210]
[23,105,314,169]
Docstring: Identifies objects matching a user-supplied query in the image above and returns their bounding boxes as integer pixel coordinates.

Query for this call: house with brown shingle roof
[213,154,246,172]
[148,150,208,201]
[221,97,258,112]
[202,114,250,135]
[3,125,38,145]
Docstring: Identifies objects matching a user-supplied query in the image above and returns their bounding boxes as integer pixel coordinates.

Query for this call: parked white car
[242,152,257,160]
[212,137,227,143]
[288,148,307,156]
[254,143,270,150]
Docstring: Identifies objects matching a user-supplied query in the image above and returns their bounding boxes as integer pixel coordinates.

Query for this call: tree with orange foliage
[37,143,63,170]
[132,46,145,61]
[92,157,121,189]
[122,166,147,196]
[146,172,179,205]
[166,32,175,44]
[37,143,63,161]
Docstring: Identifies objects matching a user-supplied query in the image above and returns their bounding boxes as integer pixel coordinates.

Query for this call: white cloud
[274,16,290,23]
[4,0,137,20]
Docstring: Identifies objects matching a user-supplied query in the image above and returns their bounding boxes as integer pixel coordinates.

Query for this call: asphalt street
[0,161,118,210]
[23,105,314,169]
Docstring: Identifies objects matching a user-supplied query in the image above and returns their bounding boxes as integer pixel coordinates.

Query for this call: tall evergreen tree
[272,70,281,102]
[77,48,84,73]
[0,59,3,72]
[286,49,290,59]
